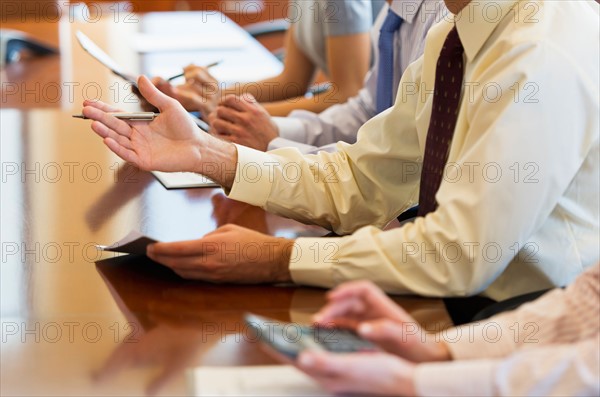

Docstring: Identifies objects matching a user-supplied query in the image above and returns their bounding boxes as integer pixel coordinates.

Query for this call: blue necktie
[376,10,403,114]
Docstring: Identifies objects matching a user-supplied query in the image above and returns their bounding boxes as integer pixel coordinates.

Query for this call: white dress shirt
[229,0,600,301]
[415,264,600,396]
[269,0,447,153]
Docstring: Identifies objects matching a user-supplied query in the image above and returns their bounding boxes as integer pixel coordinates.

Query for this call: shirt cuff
[227,144,279,207]
[268,137,318,154]
[414,360,496,397]
[271,116,307,142]
[289,237,339,288]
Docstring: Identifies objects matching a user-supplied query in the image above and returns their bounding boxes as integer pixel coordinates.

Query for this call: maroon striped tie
[418,26,465,217]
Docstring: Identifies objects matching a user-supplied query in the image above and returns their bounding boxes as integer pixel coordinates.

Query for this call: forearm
[229,142,415,234]
[262,90,344,117]
[223,75,308,104]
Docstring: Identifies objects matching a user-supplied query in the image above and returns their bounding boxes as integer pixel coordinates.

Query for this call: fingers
[83,105,132,138]
[326,280,385,301]
[314,280,410,326]
[138,75,178,112]
[219,94,255,112]
[184,65,215,84]
[358,319,414,345]
[207,110,218,126]
[103,137,140,164]
[313,297,366,325]
[215,105,245,125]
[82,99,123,113]
[147,239,205,258]
[297,351,347,379]
[210,118,238,138]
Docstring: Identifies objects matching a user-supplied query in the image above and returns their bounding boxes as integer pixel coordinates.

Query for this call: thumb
[138,75,176,112]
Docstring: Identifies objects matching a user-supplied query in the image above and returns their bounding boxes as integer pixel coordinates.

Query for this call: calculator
[244,313,378,359]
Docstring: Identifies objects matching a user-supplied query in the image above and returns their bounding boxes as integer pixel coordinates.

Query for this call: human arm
[227,19,599,296]
[82,75,239,189]
[293,337,600,397]
[259,31,371,116]
[208,71,378,152]
[175,27,315,117]
[208,69,376,152]
[146,224,294,283]
[183,0,374,117]
[414,265,600,396]
[289,268,600,397]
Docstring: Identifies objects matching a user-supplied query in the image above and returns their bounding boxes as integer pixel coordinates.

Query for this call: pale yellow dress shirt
[229,0,600,300]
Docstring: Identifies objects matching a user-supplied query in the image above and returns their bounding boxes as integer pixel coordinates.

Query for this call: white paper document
[189,366,331,397]
[96,230,158,255]
[151,171,219,189]
[75,31,138,85]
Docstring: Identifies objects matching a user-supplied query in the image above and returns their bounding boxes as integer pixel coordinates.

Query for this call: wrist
[272,238,294,283]
[395,361,417,397]
[195,136,238,189]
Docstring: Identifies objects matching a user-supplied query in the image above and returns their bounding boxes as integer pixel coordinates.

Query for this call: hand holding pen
[73,112,159,121]
[166,61,221,82]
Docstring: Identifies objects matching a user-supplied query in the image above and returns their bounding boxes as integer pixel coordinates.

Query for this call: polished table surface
[0,12,452,396]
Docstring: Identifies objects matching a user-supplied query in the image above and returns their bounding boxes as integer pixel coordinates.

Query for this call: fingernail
[298,353,314,368]
[146,244,154,255]
[358,323,373,335]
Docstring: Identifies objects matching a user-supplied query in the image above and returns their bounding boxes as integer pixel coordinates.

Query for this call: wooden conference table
[0,10,452,396]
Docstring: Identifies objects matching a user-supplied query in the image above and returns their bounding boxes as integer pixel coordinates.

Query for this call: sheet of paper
[75,31,138,84]
[189,366,331,397]
[151,171,219,189]
[96,230,158,255]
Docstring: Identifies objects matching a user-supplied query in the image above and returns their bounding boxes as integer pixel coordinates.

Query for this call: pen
[73,112,159,121]
[166,60,222,82]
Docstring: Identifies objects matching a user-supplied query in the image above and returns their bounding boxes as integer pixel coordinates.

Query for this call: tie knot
[380,9,403,33]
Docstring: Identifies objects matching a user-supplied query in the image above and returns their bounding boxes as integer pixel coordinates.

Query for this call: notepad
[96,230,158,255]
[151,171,219,189]
[189,366,331,396]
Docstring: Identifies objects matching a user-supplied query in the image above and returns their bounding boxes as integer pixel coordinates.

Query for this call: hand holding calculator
[244,313,378,359]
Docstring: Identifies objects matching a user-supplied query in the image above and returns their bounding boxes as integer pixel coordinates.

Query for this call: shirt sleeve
[269,71,377,151]
[415,338,600,397]
[322,0,374,37]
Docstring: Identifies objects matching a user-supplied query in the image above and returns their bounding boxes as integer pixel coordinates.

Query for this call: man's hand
[183,64,221,116]
[209,94,279,151]
[146,224,294,284]
[296,351,417,397]
[83,75,238,188]
[313,281,451,363]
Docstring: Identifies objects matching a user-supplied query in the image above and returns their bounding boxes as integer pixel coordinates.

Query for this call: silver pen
[73,112,159,121]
